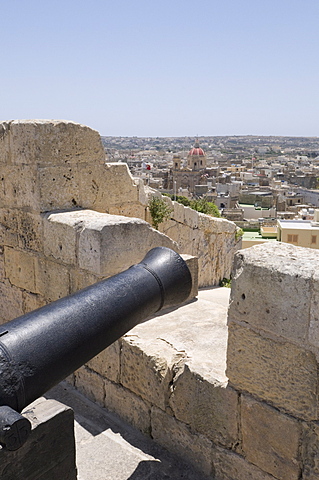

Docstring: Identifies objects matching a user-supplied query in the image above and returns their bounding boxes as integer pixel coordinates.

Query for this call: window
[311,235,317,245]
[287,234,298,244]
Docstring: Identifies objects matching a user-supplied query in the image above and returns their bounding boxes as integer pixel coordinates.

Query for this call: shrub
[148,196,172,230]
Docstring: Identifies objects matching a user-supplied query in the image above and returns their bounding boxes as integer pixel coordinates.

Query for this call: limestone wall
[0,119,237,290]
[106,175,238,287]
[0,120,178,323]
[71,242,319,479]
[159,196,237,287]
[226,242,319,480]
[91,163,238,286]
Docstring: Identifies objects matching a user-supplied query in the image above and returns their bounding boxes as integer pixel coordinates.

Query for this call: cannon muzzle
[0,247,192,449]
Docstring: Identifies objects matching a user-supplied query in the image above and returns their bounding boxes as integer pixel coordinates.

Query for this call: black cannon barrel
[0,247,192,414]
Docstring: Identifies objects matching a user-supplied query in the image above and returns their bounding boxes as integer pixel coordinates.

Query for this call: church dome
[188,140,205,156]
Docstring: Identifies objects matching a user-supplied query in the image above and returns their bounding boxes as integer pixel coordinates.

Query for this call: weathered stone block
[184,206,198,228]
[8,119,104,165]
[2,165,39,210]
[36,258,70,301]
[0,397,76,480]
[0,121,10,165]
[169,365,238,447]
[241,395,301,480]
[151,406,213,477]
[86,341,120,383]
[0,278,24,324]
[77,211,177,276]
[0,176,5,209]
[108,203,146,219]
[38,164,80,211]
[227,322,318,420]
[0,208,43,251]
[104,378,151,435]
[229,243,318,344]
[79,164,112,211]
[80,163,139,212]
[121,336,184,410]
[172,201,185,224]
[0,252,4,282]
[4,246,38,292]
[69,267,101,293]
[309,269,319,352]
[74,366,105,407]
[43,212,78,265]
[302,422,319,480]
[18,211,43,252]
[22,291,46,314]
[180,254,198,299]
[212,447,277,480]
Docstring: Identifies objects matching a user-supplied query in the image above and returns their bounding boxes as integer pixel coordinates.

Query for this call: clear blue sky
[1,0,318,137]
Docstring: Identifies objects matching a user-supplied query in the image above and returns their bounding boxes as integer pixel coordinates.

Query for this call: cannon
[0,247,192,450]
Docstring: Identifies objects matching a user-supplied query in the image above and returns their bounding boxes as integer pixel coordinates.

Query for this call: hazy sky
[1,0,318,137]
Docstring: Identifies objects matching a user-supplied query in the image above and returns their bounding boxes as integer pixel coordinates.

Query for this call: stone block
[0,208,19,247]
[309,269,319,352]
[212,447,277,480]
[227,322,318,420]
[79,164,112,211]
[4,246,38,292]
[151,406,213,477]
[22,291,46,314]
[36,258,70,301]
[77,211,177,276]
[108,203,146,219]
[121,336,184,410]
[229,243,318,344]
[0,278,24,323]
[0,174,5,209]
[0,209,43,251]
[18,211,43,252]
[38,164,80,211]
[161,219,180,241]
[169,365,238,447]
[86,341,120,383]
[184,206,198,228]
[69,268,101,293]
[241,395,301,480]
[302,422,319,480]
[1,165,39,210]
[74,366,105,407]
[173,201,185,223]
[198,213,213,232]
[80,163,139,212]
[104,378,151,435]
[8,119,104,165]
[135,177,148,205]
[0,121,10,164]
[43,212,78,265]
[0,252,4,281]
[198,253,213,288]
[180,254,198,299]
[0,397,76,480]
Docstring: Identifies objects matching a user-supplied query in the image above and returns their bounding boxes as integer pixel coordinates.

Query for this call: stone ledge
[0,397,76,480]
[74,287,231,476]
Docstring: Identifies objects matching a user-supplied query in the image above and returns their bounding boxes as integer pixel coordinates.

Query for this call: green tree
[163,194,220,217]
[190,198,220,217]
[148,196,172,230]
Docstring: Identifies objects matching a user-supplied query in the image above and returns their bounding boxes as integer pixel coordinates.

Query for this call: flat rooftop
[278,220,319,230]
